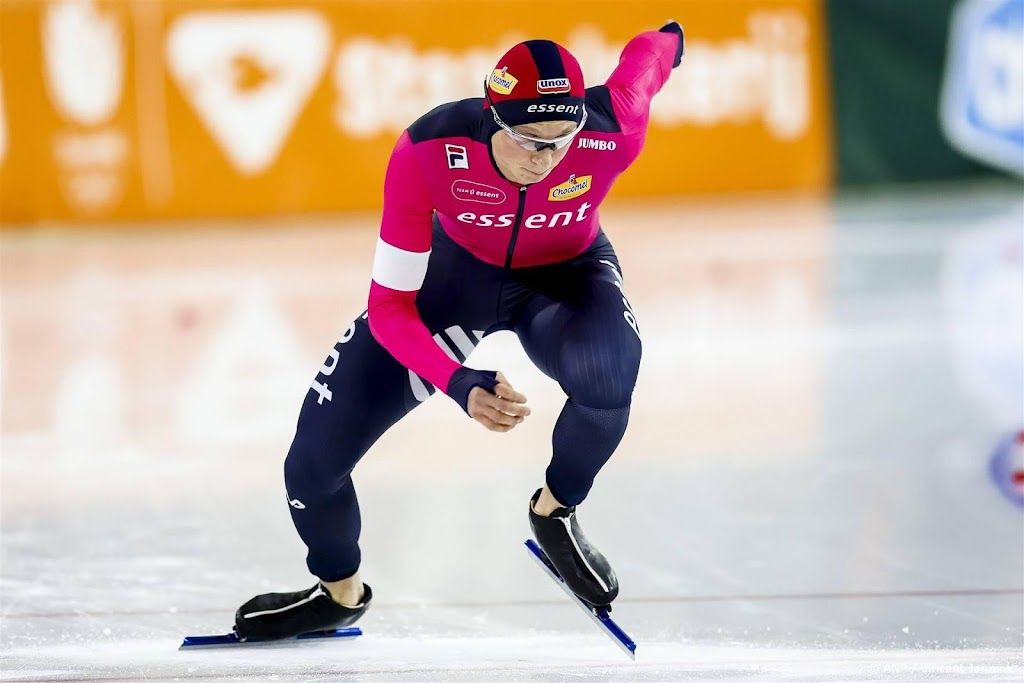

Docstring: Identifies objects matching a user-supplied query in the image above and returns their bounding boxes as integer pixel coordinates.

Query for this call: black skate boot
[234,581,372,641]
[528,489,619,609]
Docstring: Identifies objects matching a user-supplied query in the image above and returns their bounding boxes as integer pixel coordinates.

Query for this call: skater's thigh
[513,261,641,408]
[287,312,425,487]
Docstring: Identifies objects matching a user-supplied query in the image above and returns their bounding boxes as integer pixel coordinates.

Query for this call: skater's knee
[558,340,640,409]
[284,440,355,503]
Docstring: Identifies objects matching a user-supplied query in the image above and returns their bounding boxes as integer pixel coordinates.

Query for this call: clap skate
[179,582,371,648]
[525,489,635,658]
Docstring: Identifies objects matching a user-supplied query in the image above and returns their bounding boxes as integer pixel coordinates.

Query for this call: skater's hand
[659,20,685,68]
[468,371,530,432]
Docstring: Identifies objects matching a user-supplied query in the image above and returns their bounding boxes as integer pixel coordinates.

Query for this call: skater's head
[484,40,586,185]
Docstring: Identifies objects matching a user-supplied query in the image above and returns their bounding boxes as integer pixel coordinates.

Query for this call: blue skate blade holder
[524,539,637,660]
[180,626,362,649]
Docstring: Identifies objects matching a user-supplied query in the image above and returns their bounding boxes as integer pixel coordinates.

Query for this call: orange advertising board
[0,0,831,225]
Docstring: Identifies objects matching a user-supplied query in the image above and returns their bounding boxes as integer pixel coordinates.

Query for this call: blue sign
[941,0,1024,175]
[989,430,1024,508]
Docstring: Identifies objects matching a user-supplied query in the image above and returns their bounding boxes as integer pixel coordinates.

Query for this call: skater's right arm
[368,133,529,428]
[368,131,462,395]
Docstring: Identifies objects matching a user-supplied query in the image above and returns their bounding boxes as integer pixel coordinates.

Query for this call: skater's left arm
[605,21,684,135]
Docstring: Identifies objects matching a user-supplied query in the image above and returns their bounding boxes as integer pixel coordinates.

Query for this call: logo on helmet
[548,174,592,201]
[488,66,518,95]
[537,78,570,95]
[526,103,579,114]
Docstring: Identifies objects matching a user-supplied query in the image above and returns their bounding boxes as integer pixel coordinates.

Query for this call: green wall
[826,0,1005,185]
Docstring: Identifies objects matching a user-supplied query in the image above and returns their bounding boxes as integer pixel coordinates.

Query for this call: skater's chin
[519,167,549,183]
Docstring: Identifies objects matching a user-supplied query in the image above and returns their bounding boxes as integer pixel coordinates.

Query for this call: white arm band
[371,237,431,292]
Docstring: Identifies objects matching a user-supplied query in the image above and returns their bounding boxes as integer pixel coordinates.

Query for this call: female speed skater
[234,21,685,640]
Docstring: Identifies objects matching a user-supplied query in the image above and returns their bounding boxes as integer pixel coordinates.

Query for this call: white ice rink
[1,186,1022,681]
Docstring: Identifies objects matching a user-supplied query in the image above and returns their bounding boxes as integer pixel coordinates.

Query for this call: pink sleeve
[605,30,681,135]
[367,131,462,394]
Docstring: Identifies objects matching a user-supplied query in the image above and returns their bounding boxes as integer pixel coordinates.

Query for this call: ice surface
[2,187,1022,681]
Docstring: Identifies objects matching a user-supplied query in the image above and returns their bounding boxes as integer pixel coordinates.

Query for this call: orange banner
[0,0,831,225]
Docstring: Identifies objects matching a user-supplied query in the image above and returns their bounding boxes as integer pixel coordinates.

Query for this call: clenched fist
[468,371,530,432]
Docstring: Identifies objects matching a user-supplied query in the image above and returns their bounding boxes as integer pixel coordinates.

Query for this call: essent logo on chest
[456,201,593,228]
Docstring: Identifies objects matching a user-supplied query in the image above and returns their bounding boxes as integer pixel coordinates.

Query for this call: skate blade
[524,539,636,660]
[179,626,362,649]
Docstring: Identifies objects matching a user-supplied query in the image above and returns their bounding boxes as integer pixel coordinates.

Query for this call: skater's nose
[529,148,555,170]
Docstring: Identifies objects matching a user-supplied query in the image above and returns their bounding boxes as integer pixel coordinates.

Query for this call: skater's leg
[283,312,428,588]
[515,258,642,507]
[235,313,433,640]
[241,221,505,639]
[285,225,503,591]
[532,485,568,516]
[239,302,494,638]
[513,256,640,607]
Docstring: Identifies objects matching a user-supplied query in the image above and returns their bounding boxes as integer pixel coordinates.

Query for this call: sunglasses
[491,107,589,152]
[484,77,587,152]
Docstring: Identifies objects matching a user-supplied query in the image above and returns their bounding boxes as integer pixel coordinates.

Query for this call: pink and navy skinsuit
[285,27,684,582]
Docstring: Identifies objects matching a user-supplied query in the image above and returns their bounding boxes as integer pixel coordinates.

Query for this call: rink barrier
[0,0,831,225]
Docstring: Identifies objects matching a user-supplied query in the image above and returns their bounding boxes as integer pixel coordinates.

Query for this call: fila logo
[446,143,469,169]
[577,138,617,151]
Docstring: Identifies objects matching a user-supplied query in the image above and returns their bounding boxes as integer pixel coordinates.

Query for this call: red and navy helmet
[484,40,586,127]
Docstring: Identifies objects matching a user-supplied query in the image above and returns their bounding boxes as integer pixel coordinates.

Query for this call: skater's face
[491,120,575,185]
